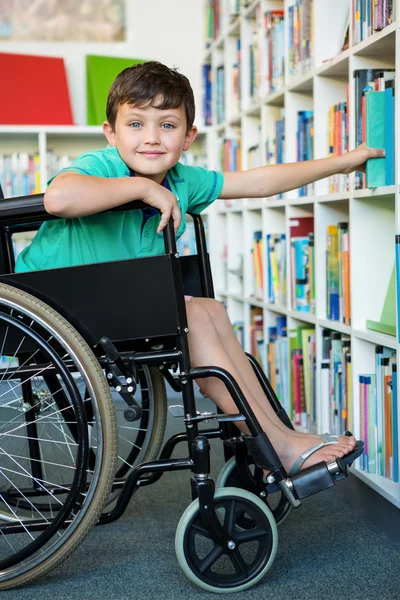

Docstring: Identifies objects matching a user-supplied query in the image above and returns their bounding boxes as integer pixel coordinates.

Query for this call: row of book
[352,0,395,45]
[266,316,317,431]
[0,153,41,197]
[236,309,398,482]
[220,137,242,172]
[0,151,80,198]
[359,345,398,482]
[250,217,351,323]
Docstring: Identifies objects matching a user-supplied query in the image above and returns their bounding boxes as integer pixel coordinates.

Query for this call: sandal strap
[289,437,339,475]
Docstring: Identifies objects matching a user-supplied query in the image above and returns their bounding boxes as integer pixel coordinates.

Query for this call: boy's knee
[185,300,213,328]
[201,298,228,322]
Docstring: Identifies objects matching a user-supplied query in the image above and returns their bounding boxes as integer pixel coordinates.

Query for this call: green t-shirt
[15,146,224,272]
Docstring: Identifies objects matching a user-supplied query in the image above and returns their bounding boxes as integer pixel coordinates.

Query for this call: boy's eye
[129,122,142,128]
[161,123,174,130]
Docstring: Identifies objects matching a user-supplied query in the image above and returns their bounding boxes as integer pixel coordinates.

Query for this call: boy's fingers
[157,208,172,233]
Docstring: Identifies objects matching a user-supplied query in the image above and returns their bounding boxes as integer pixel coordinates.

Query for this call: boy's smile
[103,102,197,184]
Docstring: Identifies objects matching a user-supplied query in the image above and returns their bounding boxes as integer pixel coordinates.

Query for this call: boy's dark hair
[106,61,195,132]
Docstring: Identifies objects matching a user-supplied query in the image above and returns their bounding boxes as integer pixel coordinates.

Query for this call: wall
[0,0,205,126]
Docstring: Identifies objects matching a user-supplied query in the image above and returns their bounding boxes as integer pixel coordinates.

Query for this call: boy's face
[103,101,197,184]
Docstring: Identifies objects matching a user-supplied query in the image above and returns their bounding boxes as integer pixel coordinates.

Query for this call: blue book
[396,236,400,343]
[365,91,386,188]
[385,81,395,186]
[292,237,310,312]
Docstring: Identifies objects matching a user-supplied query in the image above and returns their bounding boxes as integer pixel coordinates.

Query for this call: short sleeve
[47,147,128,186]
[186,166,224,214]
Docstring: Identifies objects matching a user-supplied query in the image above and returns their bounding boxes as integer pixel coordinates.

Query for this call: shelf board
[248,297,263,308]
[242,0,260,18]
[352,21,397,58]
[316,192,350,203]
[318,319,351,336]
[263,89,285,107]
[352,468,400,509]
[0,125,103,135]
[352,186,396,200]
[287,71,314,94]
[315,49,350,79]
[287,310,316,324]
[226,16,240,37]
[352,327,398,349]
[265,303,288,315]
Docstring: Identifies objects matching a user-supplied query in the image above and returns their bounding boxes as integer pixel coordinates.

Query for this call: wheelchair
[0,192,363,593]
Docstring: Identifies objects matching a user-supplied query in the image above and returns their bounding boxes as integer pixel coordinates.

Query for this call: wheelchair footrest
[289,461,336,500]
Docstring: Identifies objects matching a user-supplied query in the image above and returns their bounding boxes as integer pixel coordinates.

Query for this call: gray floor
[2,392,400,600]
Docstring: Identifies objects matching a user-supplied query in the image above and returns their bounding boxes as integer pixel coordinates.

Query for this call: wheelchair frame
[0,192,361,592]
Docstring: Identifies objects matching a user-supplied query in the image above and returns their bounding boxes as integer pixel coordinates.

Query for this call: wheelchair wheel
[216,456,291,525]
[175,487,278,593]
[0,283,117,589]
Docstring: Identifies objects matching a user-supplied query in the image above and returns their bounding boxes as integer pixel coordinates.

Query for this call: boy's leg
[190,298,355,447]
[184,299,354,474]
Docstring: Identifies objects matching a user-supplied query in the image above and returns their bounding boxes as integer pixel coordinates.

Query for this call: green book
[86,55,145,125]
[366,263,396,336]
[365,91,386,188]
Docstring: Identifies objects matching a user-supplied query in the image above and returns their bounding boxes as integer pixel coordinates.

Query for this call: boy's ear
[183,126,198,151]
[102,121,117,146]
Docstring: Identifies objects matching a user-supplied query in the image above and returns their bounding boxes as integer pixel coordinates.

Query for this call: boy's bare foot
[272,430,356,475]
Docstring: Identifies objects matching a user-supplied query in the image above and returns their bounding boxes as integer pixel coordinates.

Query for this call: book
[86,55,145,125]
[365,90,386,188]
[366,263,396,337]
[0,52,73,125]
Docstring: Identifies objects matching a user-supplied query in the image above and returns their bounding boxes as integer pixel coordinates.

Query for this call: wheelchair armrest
[0,192,151,226]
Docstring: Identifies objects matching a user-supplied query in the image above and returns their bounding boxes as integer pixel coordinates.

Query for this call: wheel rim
[178,489,277,591]
[217,456,291,525]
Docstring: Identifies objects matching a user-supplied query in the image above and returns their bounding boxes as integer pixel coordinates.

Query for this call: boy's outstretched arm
[220,145,385,199]
[44,172,182,232]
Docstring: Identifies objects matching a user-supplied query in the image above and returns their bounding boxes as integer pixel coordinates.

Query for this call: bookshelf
[203,0,400,508]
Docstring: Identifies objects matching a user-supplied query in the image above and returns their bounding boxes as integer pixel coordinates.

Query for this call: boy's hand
[341,143,385,174]
[142,180,181,234]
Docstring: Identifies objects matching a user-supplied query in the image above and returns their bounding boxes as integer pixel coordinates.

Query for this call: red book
[1,52,74,125]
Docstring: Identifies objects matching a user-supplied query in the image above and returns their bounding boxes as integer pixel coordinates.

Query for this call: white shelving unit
[204,0,400,508]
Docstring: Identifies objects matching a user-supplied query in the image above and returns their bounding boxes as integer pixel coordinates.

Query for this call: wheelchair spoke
[198,544,224,575]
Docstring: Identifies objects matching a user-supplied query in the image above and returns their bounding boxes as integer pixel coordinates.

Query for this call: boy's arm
[220,145,384,199]
[44,172,182,233]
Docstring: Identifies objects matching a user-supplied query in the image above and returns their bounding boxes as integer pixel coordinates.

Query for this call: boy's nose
[144,127,160,145]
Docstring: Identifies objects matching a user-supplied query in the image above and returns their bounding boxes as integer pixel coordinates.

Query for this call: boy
[16,61,382,473]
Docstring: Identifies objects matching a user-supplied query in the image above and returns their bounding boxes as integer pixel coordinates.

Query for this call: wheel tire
[216,456,291,526]
[0,283,118,590]
[175,487,278,593]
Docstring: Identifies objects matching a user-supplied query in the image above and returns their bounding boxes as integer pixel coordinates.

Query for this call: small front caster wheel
[175,487,278,593]
[216,456,291,526]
